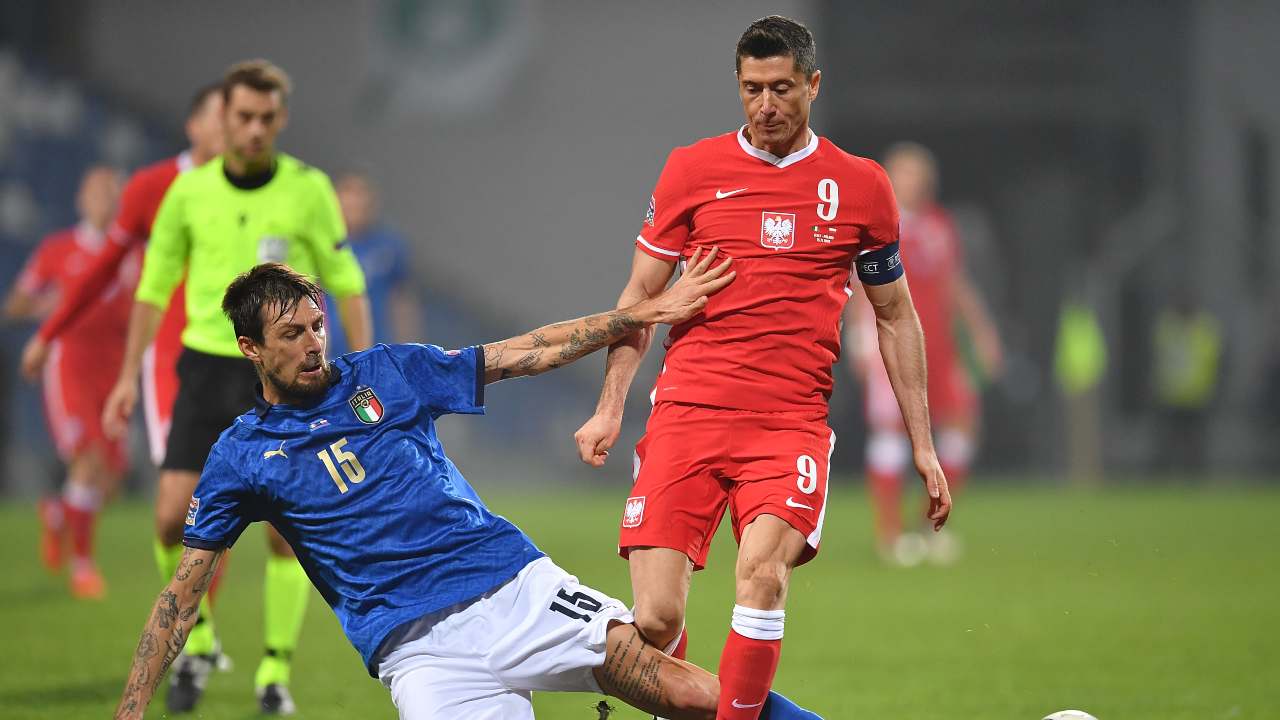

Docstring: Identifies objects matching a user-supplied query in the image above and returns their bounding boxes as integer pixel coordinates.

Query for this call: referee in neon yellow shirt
[103,60,371,716]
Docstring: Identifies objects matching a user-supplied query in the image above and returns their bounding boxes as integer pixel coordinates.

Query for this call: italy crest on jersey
[760,211,796,251]
[349,387,385,424]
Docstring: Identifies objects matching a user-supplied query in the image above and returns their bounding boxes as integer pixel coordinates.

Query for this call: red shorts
[42,340,128,474]
[619,402,835,570]
[140,314,183,466]
[865,354,976,429]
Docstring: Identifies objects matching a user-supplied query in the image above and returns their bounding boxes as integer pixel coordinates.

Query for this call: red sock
[867,468,902,547]
[62,487,100,563]
[670,627,688,661]
[716,608,784,720]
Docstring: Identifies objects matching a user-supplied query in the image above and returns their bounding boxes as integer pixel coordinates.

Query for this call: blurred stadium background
[1,2,1277,719]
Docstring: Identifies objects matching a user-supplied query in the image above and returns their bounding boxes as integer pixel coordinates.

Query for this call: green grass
[1,483,1277,719]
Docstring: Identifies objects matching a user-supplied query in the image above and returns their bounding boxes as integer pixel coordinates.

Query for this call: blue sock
[760,690,823,719]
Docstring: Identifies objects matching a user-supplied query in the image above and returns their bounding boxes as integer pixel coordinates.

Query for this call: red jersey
[38,153,191,345]
[638,129,899,418]
[897,204,962,373]
[18,223,136,354]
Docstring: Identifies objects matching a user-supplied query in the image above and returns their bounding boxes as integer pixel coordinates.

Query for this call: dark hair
[222,263,322,343]
[222,58,292,104]
[735,15,817,77]
[186,82,223,120]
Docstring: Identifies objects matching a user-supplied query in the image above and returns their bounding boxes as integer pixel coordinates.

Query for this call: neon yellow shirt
[137,154,366,357]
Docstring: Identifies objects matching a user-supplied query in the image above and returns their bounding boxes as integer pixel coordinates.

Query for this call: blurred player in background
[324,171,421,354]
[23,83,223,465]
[5,166,124,599]
[847,142,1002,566]
[101,60,371,715]
[18,77,227,672]
[574,17,948,719]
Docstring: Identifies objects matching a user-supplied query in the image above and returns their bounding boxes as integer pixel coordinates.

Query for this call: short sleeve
[861,159,900,252]
[635,149,694,261]
[383,343,484,417]
[182,445,258,550]
[307,173,367,299]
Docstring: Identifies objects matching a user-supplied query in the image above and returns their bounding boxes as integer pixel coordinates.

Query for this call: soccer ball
[1043,711,1098,720]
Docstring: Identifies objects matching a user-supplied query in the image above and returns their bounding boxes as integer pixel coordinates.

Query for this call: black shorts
[162,349,259,472]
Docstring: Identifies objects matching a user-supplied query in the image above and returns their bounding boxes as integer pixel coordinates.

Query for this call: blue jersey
[182,344,544,674]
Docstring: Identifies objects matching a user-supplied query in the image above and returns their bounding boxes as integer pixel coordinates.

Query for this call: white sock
[731,605,785,641]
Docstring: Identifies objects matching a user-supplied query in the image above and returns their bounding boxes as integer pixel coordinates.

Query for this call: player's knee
[867,429,910,475]
[735,559,788,608]
[633,601,685,649]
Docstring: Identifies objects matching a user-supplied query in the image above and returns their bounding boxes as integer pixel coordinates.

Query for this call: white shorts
[377,557,633,719]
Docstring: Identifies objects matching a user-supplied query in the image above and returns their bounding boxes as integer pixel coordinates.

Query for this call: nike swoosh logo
[716,187,748,199]
[785,497,814,511]
[731,698,764,709]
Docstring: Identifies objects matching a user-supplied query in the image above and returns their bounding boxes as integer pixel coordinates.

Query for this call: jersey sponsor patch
[760,212,796,251]
[622,495,646,528]
[185,497,200,526]
[645,195,656,227]
[349,387,385,424]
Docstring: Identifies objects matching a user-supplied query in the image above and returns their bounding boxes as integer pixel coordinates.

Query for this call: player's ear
[277,104,290,132]
[808,69,821,100]
[238,335,262,363]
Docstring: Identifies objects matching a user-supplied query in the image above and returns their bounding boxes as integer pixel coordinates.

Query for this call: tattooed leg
[593,621,717,720]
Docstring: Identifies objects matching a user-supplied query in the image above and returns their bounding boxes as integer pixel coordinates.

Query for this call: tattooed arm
[115,546,223,720]
[481,247,734,384]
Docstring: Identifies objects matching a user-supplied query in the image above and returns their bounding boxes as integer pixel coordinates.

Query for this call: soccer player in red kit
[848,142,1002,566]
[574,16,950,719]
[20,84,224,613]
[21,83,224,462]
[5,166,124,599]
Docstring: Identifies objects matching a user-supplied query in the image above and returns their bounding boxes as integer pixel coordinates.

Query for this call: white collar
[177,150,195,173]
[736,125,819,168]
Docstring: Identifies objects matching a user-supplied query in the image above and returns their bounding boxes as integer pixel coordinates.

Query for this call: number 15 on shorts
[548,588,603,623]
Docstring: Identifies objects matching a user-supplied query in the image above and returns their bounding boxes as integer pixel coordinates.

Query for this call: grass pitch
[0,482,1276,719]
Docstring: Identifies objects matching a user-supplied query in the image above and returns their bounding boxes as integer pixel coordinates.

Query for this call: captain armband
[855,241,904,286]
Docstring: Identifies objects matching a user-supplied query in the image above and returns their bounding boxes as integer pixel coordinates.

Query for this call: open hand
[646,247,735,325]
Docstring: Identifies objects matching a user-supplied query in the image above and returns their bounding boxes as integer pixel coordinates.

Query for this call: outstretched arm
[573,249,678,466]
[482,248,731,385]
[864,275,952,530]
[115,546,223,720]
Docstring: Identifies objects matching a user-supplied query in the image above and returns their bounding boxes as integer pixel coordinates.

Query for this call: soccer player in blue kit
[114,258,823,720]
